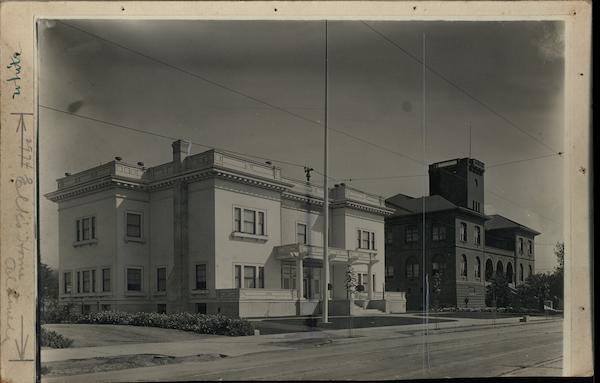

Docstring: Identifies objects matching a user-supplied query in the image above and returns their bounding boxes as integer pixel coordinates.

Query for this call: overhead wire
[51,20,561,225]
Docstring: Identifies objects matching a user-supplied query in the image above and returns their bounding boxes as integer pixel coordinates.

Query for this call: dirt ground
[42,353,226,377]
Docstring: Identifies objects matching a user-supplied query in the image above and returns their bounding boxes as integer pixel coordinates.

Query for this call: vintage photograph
[37,19,566,380]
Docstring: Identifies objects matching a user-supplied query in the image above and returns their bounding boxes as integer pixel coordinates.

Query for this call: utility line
[56,20,424,167]
[339,151,564,180]
[40,104,342,182]
[52,21,560,225]
[487,153,563,168]
[361,21,561,156]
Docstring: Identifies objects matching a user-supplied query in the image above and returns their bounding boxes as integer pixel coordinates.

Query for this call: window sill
[125,236,145,244]
[191,289,210,296]
[125,291,145,297]
[231,232,268,242]
[153,291,167,296]
[73,239,98,247]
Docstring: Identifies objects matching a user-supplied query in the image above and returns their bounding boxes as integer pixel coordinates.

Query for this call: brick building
[384,158,539,310]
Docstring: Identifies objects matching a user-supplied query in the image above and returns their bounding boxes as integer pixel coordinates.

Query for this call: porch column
[367,262,373,300]
[296,256,304,301]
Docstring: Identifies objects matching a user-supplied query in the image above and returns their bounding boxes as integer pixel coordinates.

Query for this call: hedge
[67,311,254,336]
[41,328,74,348]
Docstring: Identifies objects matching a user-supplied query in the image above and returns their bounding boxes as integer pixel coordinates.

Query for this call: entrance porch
[275,243,382,316]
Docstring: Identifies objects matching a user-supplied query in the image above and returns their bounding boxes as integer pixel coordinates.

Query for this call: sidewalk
[42,315,561,364]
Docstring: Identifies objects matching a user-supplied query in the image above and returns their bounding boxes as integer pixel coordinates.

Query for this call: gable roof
[485,214,541,235]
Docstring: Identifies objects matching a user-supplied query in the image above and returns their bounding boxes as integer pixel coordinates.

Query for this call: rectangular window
[82,270,90,293]
[405,226,419,243]
[82,305,91,314]
[234,265,242,288]
[244,266,256,288]
[157,304,167,314]
[258,266,265,288]
[297,223,307,244]
[362,231,370,249]
[281,263,296,289]
[126,212,142,238]
[91,270,96,292]
[243,209,256,234]
[432,225,447,241]
[257,212,265,235]
[157,267,167,292]
[102,268,111,292]
[101,304,111,311]
[63,272,72,294]
[77,271,81,293]
[386,230,393,244]
[234,207,242,232]
[459,222,468,242]
[385,266,394,277]
[76,216,96,242]
[196,303,207,314]
[82,218,90,240]
[127,268,142,291]
[358,230,376,250]
[195,264,207,290]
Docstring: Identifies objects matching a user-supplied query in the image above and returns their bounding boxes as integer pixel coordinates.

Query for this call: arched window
[528,265,533,278]
[474,257,481,278]
[432,255,446,276]
[405,257,419,280]
[506,263,514,283]
[460,254,468,278]
[519,263,524,282]
[485,259,494,281]
[496,260,504,276]
[474,226,481,245]
[459,222,467,242]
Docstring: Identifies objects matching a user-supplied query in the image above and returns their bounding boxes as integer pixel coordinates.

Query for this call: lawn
[253,315,454,335]
[421,312,532,320]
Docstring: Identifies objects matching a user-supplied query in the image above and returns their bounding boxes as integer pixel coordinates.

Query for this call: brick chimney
[172,140,191,163]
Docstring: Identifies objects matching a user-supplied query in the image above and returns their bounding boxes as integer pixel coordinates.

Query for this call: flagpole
[322,19,330,324]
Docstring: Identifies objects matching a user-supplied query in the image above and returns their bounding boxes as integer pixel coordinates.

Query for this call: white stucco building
[46,140,406,318]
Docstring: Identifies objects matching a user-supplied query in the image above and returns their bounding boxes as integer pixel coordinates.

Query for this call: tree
[40,263,58,301]
[344,265,358,300]
[430,272,443,309]
[549,242,564,308]
[485,273,513,308]
[554,242,564,272]
[515,273,553,311]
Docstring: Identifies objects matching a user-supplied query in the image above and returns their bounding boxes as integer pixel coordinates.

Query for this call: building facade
[384,158,538,310]
[46,140,406,318]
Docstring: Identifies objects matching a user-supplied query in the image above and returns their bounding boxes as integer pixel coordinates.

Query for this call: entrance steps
[351,300,386,315]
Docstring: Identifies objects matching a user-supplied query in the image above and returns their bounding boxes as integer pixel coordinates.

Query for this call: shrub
[41,300,74,324]
[64,311,254,336]
[41,328,73,348]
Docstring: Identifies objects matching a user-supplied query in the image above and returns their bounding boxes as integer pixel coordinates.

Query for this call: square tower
[428,158,485,213]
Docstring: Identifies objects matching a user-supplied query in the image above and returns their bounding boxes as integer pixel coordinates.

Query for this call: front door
[303,266,321,299]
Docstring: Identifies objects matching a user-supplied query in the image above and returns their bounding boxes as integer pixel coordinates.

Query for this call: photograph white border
[0,2,592,381]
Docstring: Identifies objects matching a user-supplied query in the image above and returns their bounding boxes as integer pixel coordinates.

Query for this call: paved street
[43,318,562,381]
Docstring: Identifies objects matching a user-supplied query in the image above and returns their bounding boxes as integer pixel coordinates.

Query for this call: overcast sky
[38,20,565,271]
